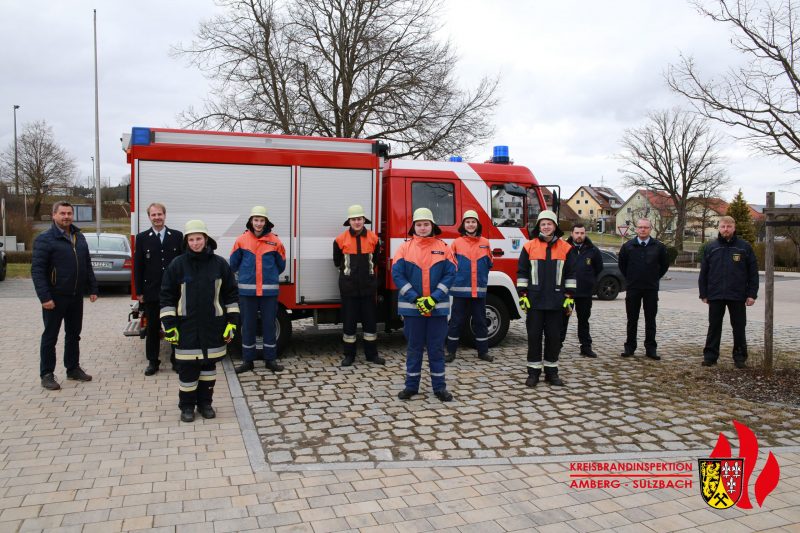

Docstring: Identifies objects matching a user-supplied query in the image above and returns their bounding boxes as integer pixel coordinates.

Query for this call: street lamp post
[12,105,19,197]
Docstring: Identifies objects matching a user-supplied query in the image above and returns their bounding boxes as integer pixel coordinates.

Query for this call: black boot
[265,360,285,372]
[478,353,493,362]
[144,362,159,376]
[180,408,195,423]
[340,355,355,367]
[397,389,418,400]
[445,352,456,363]
[525,371,541,388]
[434,389,454,402]
[545,373,565,386]
[198,405,216,419]
[580,346,598,358]
[235,361,254,374]
[366,355,386,365]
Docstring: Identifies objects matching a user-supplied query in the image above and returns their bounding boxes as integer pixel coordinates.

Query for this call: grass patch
[6,263,31,278]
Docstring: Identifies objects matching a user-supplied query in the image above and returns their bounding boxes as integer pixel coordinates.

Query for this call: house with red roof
[615,189,677,238]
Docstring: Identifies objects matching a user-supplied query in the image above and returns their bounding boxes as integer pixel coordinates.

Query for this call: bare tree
[668,0,800,175]
[0,121,75,218]
[618,109,728,251]
[174,0,498,159]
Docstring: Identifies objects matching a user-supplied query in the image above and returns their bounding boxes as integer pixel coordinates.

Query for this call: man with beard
[559,223,603,358]
[699,216,758,368]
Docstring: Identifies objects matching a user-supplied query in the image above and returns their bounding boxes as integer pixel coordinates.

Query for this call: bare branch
[667,0,800,180]
[173,0,498,158]
[617,108,729,251]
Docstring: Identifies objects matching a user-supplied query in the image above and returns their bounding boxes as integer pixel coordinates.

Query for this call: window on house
[578,209,582,215]
[590,209,594,214]
[585,200,589,204]
[412,182,455,226]
[580,190,584,197]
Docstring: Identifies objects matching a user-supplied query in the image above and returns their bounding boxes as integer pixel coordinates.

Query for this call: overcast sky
[1,0,799,206]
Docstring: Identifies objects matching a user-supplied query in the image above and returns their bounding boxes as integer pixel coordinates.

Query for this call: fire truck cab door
[296,167,375,303]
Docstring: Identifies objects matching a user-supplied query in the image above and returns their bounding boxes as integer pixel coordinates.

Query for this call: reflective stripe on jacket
[516,237,577,310]
[392,236,456,317]
[160,246,240,362]
[333,228,380,296]
[229,231,286,296]
[449,235,492,298]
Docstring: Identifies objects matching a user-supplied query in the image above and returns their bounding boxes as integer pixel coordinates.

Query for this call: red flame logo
[709,420,781,508]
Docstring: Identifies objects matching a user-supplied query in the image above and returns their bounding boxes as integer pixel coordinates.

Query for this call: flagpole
[93,9,101,234]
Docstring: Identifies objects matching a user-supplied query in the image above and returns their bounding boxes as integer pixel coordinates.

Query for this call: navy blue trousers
[403,315,447,392]
[40,294,83,377]
[446,296,488,356]
[240,295,278,362]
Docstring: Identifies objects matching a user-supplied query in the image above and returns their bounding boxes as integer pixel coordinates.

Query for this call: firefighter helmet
[409,207,442,236]
[343,204,372,226]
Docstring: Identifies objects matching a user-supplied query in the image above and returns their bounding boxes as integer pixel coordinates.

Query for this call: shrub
[4,211,35,249]
[666,245,678,265]
[697,242,708,263]
[6,250,33,263]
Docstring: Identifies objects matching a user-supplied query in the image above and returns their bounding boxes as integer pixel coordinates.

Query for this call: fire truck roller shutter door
[297,167,375,303]
[135,161,293,279]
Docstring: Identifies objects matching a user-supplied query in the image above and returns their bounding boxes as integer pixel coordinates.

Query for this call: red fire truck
[122,127,554,351]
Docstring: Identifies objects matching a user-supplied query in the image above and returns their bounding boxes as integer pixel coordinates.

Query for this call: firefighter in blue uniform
[446,210,493,363]
[392,208,456,402]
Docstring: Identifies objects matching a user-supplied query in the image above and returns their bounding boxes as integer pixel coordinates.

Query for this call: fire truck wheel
[275,305,292,356]
[462,292,510,349]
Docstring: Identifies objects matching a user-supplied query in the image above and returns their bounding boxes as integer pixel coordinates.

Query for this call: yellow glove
[223,323,237,343]
[563,297,575,316]
[164,327,179,345]
[416,296,436,316]
[519,296,530,312]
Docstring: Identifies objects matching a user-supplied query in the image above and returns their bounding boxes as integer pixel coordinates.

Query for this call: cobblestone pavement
[1,279,798,532]
[240,297,800,466]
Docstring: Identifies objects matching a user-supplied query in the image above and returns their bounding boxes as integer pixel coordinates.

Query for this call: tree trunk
[674,210,686,252]
[32,194,43,219]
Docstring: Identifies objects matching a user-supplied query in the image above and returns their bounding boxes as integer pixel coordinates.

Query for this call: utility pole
[764,192,774,374]
[13,105,19,196]
[93,9,102,234]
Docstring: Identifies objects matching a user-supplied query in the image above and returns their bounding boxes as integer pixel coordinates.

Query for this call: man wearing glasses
[618,218,669,360]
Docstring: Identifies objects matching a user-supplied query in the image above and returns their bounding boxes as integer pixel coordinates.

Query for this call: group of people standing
[31,199,759,421]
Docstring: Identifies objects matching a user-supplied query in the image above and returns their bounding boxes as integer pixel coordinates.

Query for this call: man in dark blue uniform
[699,216,758,368]
[560,223,603,357]
[618,218,669,360]
[32,201,98,390]
[134,202,183,375]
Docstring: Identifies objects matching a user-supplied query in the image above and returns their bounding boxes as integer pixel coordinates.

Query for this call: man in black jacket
[32,201,98,390]
[134,203,183,375]
[699,216,758,368]
[618,218,670,360]
[560,224,603,357]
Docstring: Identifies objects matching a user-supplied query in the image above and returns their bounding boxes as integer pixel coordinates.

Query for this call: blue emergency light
[449,156,463,162]
[131,127,152,146]
[492,145,510,163]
